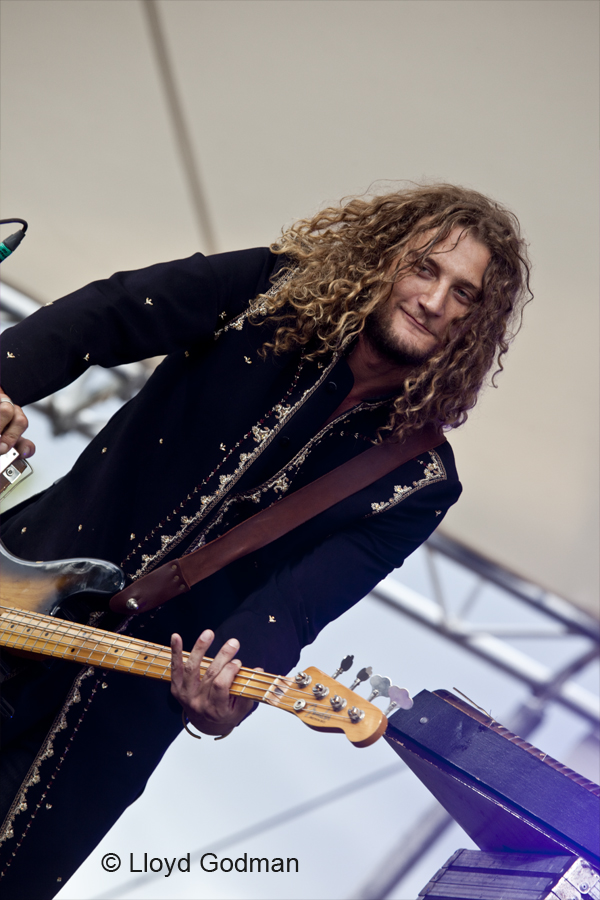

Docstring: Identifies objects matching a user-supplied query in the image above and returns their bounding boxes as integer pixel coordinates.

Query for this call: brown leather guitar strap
[110,425,445,615]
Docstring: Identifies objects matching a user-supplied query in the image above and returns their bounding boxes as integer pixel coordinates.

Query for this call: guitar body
[0,539,125,616]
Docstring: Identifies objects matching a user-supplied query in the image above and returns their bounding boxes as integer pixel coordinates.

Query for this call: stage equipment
[417,849,599,899]
[386,689,599,865]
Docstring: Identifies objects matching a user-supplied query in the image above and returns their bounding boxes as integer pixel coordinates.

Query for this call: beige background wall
[1,0,598,615]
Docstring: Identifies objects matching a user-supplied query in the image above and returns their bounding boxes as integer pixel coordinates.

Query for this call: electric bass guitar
[0,541,387,747]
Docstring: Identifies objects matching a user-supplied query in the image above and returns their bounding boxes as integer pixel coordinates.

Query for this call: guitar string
[2,614,270,704]
[0,614,356,709]
[2,613,179,679]
[2,619,356,711]
[0,615,374,720]
[1,614,378,721]
[0,609,299,691]
[1,610,324,701]
[5,616,318,704]
[1,610,375,719]
[1,613,266,703]
[0,609,381,720]
[0,609,164,665]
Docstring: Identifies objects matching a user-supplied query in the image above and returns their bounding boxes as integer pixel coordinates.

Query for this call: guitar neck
[0,605,273,704]
[0,604,388,746]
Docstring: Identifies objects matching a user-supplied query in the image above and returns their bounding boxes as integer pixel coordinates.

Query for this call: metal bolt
[126,598,139,611]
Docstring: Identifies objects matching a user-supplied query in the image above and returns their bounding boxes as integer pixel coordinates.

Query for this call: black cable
[0,218,29,262]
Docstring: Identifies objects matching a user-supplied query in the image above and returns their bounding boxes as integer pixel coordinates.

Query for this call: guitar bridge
[0,448,33,499]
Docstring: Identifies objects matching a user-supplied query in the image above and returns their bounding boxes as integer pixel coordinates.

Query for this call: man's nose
[419,281,447,315]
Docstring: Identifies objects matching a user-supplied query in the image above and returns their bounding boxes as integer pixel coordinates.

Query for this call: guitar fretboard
[0,605,283,705]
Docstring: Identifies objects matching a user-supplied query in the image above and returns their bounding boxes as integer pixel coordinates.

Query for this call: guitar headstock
[273,666,388,747]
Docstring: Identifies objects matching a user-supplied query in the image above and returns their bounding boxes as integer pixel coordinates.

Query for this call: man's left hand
[171,629,257,737]
[0,387,35,458]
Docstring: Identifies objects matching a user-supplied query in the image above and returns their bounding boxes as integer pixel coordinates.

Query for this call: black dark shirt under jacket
[0,248,461,898]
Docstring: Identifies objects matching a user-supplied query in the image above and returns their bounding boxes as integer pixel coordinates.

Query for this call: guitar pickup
[0,448,33,498]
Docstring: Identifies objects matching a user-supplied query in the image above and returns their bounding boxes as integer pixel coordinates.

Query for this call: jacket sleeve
[0,248,275,407]
[210,472,461,677]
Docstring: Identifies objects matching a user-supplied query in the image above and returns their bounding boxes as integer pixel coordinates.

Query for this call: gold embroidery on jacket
[0,666,95,849]
[186,400,389,552]
[368,451,447,514]
[126,350,341,579]
[213,266,297,339]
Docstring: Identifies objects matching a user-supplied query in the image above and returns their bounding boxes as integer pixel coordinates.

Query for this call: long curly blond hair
[252,183,532,442]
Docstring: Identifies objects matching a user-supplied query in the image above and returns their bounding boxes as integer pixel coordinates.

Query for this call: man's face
[365,227,491,366]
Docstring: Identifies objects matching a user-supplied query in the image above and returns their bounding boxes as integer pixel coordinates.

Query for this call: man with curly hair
[0,184,530,897]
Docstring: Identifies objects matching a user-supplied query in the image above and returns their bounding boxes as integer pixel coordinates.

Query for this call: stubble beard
[363,305,436,368]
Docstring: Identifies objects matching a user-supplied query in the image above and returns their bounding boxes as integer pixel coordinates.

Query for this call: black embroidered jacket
[0,248,461,895]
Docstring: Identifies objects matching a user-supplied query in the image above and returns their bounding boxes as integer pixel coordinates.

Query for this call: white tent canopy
[1,0,598,617]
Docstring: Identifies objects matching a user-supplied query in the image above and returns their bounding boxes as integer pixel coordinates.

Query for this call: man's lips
[400,307,432,335]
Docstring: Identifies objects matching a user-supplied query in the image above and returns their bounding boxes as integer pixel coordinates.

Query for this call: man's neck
[346,335,414,403]
[323,336,415,426]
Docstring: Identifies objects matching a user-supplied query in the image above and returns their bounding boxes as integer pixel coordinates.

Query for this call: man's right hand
[171,629,257,737]
[0,387,35,458]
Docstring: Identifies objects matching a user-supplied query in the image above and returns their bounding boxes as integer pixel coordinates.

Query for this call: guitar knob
[126,598,139,611]
[347,706,365,723]
[312,683,329,700]
[385,685,413,715]
[330,695,347,711]
[294,671,312,686]
[332,654,354,679]
[349,666,372,691]
[368,675,391,703]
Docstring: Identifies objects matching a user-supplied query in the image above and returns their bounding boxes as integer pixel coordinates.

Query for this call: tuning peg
[368,674,392,702]
[384,685,414,717]
[349,666,372,691]
[332,655,354,680]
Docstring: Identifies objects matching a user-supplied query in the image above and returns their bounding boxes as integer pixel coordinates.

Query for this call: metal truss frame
[373,531,599,725]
